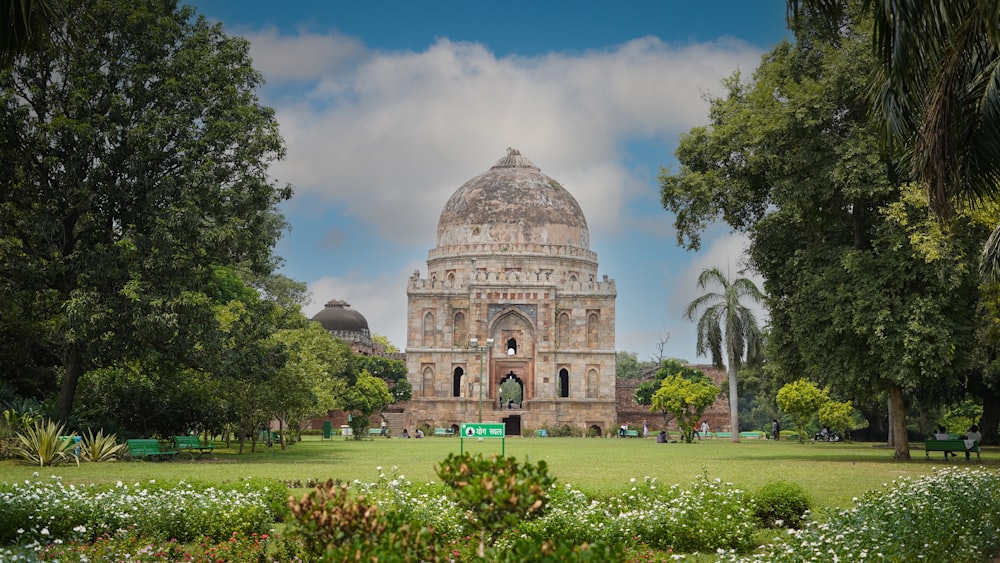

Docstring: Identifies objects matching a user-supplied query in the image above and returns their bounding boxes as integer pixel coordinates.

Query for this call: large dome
[436,148,589,250]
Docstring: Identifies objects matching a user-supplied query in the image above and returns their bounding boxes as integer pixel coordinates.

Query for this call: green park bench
[739,431,766,439]
[368,428,387,437]
[433,428,454,436]
[925,439,980,461]
[126,438,177,461]
[714,431,733,439]
[624,429,639,438]
[173,435,215,459]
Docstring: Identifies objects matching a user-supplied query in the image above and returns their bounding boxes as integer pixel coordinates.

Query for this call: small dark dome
[312,299,370,333]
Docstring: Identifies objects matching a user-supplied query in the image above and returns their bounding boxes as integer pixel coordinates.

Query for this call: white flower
[40,528,49,536]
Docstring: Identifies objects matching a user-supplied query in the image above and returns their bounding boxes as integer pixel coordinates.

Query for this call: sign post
[459,422,505,455]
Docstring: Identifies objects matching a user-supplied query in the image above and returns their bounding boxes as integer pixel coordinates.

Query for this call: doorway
[502,415,521,436]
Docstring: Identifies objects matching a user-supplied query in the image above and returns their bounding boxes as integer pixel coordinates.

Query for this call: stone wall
[615,364,733,434]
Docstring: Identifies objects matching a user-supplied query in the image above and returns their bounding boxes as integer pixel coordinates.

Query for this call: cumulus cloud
[243,27,368,82]
[259,34,763,244]
[243,27,771,361]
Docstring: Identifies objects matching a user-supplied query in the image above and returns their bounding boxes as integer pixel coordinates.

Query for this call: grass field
[1,435,993,511]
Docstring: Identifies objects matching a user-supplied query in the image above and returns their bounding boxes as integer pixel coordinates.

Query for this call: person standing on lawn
[965,424,982,460]
[771,419,780,441]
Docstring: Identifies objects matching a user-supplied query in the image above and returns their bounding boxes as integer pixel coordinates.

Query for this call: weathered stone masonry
[403,149,617,435]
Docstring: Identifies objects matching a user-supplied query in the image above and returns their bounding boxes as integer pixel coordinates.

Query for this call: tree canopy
[0,0,291,418]
[661,7,990,457]
[650,373,719,443]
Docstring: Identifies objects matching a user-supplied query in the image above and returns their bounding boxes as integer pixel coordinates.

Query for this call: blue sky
[188,1,791,362]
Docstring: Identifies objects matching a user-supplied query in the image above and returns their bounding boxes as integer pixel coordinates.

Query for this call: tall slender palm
[684,267,765,442]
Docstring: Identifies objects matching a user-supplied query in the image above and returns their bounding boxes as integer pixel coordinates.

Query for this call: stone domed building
[404,148,617,436]
[312,299,377,355]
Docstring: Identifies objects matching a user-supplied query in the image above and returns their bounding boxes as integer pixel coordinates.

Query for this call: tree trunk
[887,382,910,459]
[980,391,1000,446]
[886,393,896,448]
[56,347,83,420]
[278,417,286,451]
[727,362,740,443]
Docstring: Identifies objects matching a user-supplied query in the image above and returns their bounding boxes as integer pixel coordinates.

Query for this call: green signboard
[461,423,504,438]
[459,422,506,454]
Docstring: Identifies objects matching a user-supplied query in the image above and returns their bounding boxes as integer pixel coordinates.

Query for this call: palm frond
[980,222,1000,283]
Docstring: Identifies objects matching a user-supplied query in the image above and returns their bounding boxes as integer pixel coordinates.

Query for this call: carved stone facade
[404,149,617,435]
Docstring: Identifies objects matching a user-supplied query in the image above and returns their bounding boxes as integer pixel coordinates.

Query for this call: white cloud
[260,34,764,244]
[253,29,772,363]
[243,27,368,81]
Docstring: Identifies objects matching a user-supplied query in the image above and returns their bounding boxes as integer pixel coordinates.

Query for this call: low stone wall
[616,364,731,434]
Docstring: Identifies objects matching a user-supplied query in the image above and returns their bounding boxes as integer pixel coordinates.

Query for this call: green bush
[283,479,438,562]
[437,453,554,556]
[487,536,623,562]
[522,475,757,554]
[752,481,811,528]
[546,424,583,437]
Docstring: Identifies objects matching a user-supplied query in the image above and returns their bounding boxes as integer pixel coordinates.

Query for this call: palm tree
[2,0,63,66]
[684,267,765,443]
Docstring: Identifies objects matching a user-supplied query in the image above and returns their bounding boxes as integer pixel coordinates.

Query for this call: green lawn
[1,435,991,510]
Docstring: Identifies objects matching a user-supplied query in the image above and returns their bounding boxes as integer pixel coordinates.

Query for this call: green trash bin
[322,421,332,440]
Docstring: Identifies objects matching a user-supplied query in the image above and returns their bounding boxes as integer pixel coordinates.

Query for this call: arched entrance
[498,371,523,410]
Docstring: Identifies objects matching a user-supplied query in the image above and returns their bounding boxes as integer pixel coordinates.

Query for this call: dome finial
[493,147,538,170]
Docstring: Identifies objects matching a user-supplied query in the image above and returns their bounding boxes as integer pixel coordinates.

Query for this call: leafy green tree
[791,0,1000,222]
[0,0,291,418]
[341,370,393,440]
[616,351,643,379]
[662,10,987,458]
[355,355,411,402]
[776,379,828,443]
[634,359,708,432]
[683,268,764,441]
[818,399,858,439]
[76,363,223,439]
[650,374,719,443]
[371,333,400,354]
[270,322,353,448]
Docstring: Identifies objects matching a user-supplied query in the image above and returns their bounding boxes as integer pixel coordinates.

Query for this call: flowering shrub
[0,474,283,545]
[520,474,757,554]
[719,466,1000,562]
[283,478,440,562]
[351,465,465,538]
[10,464,998,561]
[0,531,270,562]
